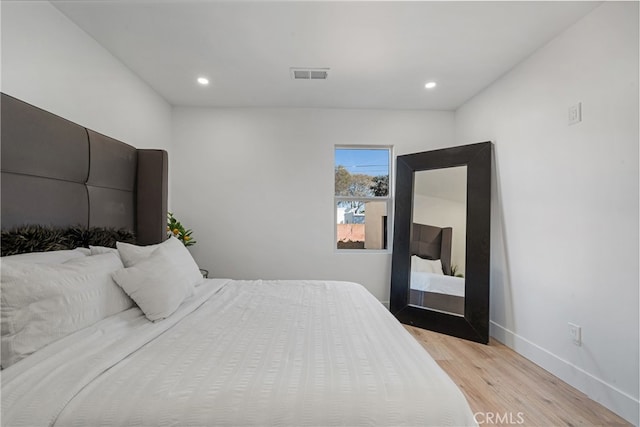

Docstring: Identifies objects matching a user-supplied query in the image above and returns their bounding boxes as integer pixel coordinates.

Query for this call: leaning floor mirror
[390,142,492,344]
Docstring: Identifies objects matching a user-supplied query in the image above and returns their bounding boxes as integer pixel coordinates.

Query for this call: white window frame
[334,145,393,253]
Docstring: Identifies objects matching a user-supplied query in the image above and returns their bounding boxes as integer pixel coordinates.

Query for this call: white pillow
[89,245,119,256]
[1,247,89,264]
[112,245,194,321]
[116,241,159,267]
[116,236,202,287]
[411,255,445,275]
[0,252,133,368]
[429,258,445,275]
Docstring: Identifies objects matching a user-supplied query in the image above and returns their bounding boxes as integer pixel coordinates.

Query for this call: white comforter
[2,279,476,426]
[410,271,465,297]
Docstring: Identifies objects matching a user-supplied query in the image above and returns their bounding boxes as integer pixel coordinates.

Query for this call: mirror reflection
[409,166,467,316]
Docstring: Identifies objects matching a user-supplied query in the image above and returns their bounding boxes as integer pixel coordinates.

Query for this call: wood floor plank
[404,326,632,427]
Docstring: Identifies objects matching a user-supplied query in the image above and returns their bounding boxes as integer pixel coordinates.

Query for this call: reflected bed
[410,271,465,316]
[408,223,465,315]
[411,270,465,297]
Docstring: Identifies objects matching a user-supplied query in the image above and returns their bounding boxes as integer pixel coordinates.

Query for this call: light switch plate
[568,102,582,125]
[568,322,582,346]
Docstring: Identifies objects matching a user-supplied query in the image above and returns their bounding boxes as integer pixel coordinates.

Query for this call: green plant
[167,212,196,247]
[450,264,464,278]
[0,225,136,256]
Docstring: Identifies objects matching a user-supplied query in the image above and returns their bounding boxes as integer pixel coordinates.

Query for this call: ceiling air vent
[290,67,329,80]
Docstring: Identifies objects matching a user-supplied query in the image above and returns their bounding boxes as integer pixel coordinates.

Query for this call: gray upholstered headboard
[411,222,452,276]
[1,93,168,245]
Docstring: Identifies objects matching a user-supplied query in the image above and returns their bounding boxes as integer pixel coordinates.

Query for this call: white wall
[172,107,454,301]
[413,194,466,274]
[0,1,172,153]
[455,2,639,424]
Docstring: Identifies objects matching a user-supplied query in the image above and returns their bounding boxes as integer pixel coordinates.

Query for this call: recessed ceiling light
[197,77,209,86]
[424,81,437,89]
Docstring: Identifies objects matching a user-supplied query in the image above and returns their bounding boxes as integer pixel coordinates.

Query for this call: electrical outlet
[568,323,582,346]
[568,102,582,125]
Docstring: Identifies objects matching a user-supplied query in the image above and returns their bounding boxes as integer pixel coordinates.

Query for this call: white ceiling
[52,1,600,110]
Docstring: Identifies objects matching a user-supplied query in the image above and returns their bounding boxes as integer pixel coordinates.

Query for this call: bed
[409,223,465,315]
[0,94,477,426]
[411,265,465,297]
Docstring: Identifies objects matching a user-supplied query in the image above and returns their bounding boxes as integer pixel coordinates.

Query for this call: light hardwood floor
[404,326,632,427]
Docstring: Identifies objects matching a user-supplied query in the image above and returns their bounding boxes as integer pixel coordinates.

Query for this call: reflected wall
[410,166,466,316]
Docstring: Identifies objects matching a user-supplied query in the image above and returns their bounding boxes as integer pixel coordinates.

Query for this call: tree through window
[335,147,391,250]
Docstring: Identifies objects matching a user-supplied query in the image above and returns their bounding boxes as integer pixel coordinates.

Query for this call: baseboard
[490,321,639,426]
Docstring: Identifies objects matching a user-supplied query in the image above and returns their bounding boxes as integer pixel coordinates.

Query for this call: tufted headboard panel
[411,222,452,276]
[0,93,168,245]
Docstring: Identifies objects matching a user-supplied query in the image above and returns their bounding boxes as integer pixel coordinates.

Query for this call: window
[335,146,392,251]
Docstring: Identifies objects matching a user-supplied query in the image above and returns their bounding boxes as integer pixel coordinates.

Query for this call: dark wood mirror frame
[390,141,492,344]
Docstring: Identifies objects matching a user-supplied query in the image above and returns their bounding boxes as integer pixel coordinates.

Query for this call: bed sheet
[410,271,465,297]
[2,279,476,426]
